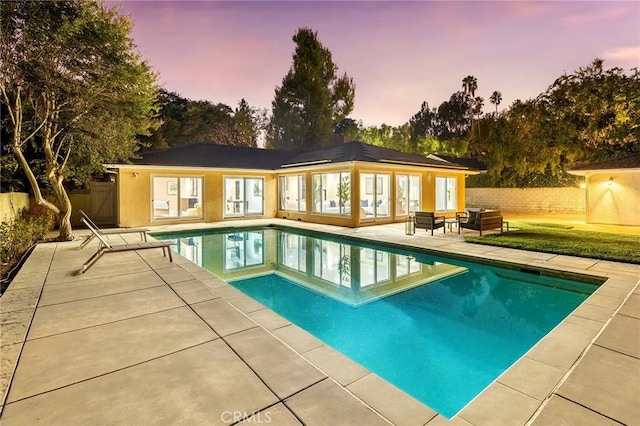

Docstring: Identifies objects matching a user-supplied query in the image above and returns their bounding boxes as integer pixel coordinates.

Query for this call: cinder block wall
[465,188,585,213]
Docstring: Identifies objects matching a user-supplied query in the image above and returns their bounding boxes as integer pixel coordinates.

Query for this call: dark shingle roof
[132,143,297,170]
[570,154,640,171]
[282,141,471,170]
[131,141,473,171]
[428,154,487,171]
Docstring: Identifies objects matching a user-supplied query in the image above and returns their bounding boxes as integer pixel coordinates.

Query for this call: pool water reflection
[156,227,597,418]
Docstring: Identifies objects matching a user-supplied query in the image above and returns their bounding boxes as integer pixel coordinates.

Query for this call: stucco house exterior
[569,154,640,226]
[107,141,477,228]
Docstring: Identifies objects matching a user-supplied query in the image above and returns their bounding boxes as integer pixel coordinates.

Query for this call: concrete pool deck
[1,219,638,425]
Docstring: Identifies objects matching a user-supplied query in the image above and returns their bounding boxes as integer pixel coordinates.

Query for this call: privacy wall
[465,188,585,214]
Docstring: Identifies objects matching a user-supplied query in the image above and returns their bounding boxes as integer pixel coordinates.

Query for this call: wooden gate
[89,182,116,225]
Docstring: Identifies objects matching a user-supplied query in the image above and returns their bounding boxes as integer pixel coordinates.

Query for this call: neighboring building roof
[126,141,475,172]
[569,154,640,173]
[131,143,297,170]
[427,154,487,172]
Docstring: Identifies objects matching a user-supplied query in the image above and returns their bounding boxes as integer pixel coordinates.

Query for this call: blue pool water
[156,227,597,418]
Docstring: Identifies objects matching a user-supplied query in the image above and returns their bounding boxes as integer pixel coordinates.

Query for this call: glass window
[279,175,306,212]
[224,177,264,217]
[224,231,264,271]
[152,176,203,220]
[360,173,390,219]
[312,172,351,216]
[173,236,203,267]
[279,232,307,272]
[395,254,421,278]
[396,175,421,216]
[436,177,457,211]
[313,239,351,286]
[360,248,391,287]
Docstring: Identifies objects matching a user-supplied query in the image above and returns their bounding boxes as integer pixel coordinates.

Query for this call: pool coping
[1,218,638,424]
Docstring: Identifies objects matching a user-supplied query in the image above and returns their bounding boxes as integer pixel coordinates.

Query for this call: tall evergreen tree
[408,101,435,153]
[233,98,267,148]
[267,27,355,150]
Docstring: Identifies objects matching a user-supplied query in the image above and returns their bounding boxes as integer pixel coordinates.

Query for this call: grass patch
[465,221,640,264]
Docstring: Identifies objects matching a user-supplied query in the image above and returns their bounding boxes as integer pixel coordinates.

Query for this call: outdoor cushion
[468,211,477,224]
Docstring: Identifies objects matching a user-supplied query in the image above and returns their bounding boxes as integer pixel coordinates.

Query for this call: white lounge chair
[79,217,173,274]
[79,210,149,249]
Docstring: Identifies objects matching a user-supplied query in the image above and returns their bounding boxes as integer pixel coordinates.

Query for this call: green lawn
[465,221,640,264]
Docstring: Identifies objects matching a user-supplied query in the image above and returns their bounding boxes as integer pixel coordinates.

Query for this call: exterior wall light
[608,176,614,186]
[579,182,586,189]
[133,172,139,177]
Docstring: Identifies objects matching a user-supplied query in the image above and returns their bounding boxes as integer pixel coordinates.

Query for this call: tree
[462,76,482,155]
[181,101,238,144]
[462,75,478,98]
[234,98,268,148]
[267,27,355,150]
[433,91,474,140]
[140,91,267,150]
[489,91,502,114]
[408,101,436,153]
[539,58,639,160]
[1,1,159,240]
[140,89,188,150]
[478,60,639,186]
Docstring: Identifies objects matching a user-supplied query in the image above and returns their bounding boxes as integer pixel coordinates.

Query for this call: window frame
[311,171,351,217]
[435,176,457,212]
[279,174,306,213]
[223,176,265,218]
[151,175,203,221]
[396,174,421,216]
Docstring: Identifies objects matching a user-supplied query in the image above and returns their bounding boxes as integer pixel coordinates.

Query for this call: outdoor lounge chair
[414,211,446,235]
[79,217,173,274]
[79,210,149,249]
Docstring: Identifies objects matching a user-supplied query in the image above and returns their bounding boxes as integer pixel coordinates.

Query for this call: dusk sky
[112,1,639,127]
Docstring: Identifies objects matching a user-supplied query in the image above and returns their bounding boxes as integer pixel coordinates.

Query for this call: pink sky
[111,1,639,127]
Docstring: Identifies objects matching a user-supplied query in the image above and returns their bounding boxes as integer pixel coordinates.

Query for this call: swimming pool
[155,226,598,418]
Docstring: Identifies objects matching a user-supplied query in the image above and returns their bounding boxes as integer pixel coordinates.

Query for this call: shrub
[466,170,580,188]
[0,202,55,265]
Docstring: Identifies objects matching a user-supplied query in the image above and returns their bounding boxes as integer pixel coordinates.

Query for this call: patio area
[1,219,638,425]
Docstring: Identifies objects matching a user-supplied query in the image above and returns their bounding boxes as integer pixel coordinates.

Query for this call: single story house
[569,154,640,226]
[107,141,478,228]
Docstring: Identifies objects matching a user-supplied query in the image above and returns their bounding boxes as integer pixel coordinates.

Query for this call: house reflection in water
[170,229,467,306]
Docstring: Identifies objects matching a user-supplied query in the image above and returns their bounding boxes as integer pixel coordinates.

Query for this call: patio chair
[79,210,149,249]
[79,217,173,274]
[414,211,446,235]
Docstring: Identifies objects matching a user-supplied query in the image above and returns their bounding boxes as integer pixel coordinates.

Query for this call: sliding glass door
[360,173,390,219]
[152,176,203,220]
[224,177,264,217]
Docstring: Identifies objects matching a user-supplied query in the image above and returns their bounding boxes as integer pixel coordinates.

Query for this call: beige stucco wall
[465,187,585,214]
[68,191,91,226]
[115,163,469,228]
[0,192,30,222]
[116,168,278,227]
[586,172,640,226]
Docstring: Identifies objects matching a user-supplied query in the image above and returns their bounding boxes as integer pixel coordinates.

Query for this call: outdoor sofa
[458,210,505,236]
